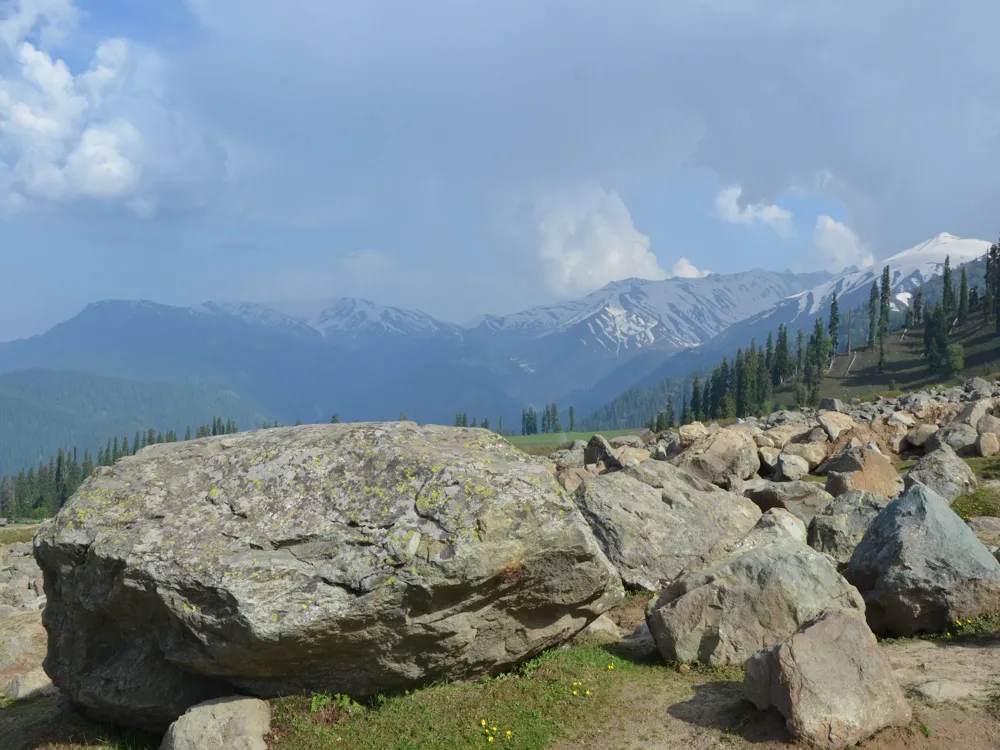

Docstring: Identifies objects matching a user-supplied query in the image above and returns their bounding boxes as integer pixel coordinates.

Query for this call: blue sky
[1,0,999,339]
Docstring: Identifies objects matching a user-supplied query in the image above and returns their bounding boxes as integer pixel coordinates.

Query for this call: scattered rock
[584,435,623,471]
[571,613,622,645]
[845,483,1000,636]
[955,398,997,427]
[977,414,1000,437]
[807,491,888,565]
[646,532,864,666]
[825,447,903,500]
[758,446,780,474]
[818,398,846,413]
[678,422,709,447]
[966,516,1000,548]
[818,411,855,441]
[744,481,834,527]
[36,423,624,731]
[556,467,596,494]
[777,453,809,481]
[905,423,939,449]
[903,444,978,503]
[781,442,829,471]
[763,424,811,449]
[978,432,1000,458]
[926,421,979,457]
[160,696,271,750]
[5,666,55,700]
[608,434,644,449]
[670,428,761,489]
[743,608,910,750]
[576,461,760,591]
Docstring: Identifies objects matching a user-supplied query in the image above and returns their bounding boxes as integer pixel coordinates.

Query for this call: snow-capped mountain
[195,297,462,341]
[707,232,990,353]
[472,269,829,353]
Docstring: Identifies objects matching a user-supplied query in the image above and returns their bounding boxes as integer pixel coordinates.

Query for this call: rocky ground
[3,379,1000,748]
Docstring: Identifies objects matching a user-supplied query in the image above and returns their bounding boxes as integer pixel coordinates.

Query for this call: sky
[1,0,999,339]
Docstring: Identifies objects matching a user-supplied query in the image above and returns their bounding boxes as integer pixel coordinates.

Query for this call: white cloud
[0,1,224,215]
[670,257,711,278]
[813,215,873,272]
[534,184,668,298]
[714,185,794,237]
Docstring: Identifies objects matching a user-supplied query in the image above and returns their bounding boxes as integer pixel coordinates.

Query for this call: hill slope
[0,369,272,476]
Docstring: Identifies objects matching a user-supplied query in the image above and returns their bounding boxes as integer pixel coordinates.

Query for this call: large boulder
[671,428,760,489]
[763,424,810,449]
[34,424,624,731]
[825,447,903,500]
[744,481,834,527]
[645,528,864,666]
[817,411,854,441]
[977,432,1000,458]
[902,444,977,504]
[807,491,887,565]
[955,397,996,427]
[574,461,760,592]
[845,484,1000,636]
[678,422,709,447]
[926,421,978,457]
[744,609,910,750]
[776,453,809,481]
[904,423,938,449]
[583,435,622,471]
[781,442,829,471]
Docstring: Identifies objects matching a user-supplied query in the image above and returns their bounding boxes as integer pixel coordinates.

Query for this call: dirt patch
[605,593,653,635]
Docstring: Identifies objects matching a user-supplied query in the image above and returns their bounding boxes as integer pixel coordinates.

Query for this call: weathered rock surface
[575,461,760,591]
[926,421,979,456]
[743,609,910,750]
[776,453,809,481]
[160,696,271,750]
[35,423,624,731]
[744,481,834,526]
[780,442,828,471]
[670,428,760,489]
[902,444,977,503]
[646,529,864,666]
[0,540,44,613]
[817,411,854,441]
[763,424,810,449]
[807,491,887,565]
[583,435,622,471]
[845,483,1000,636]
[905,423,939,449]
[967,516,1000,549]
[825,447,903,499]
[678,422,708,446]
[977,432,1000,458]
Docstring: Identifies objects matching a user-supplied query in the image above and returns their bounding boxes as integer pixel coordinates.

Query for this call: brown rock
[744,609,911,750]
[977,432,1000,458]
[905,423,939,449]
[678,422,709,446]
[818,411,855,441]
[825,449,903,499]
[671,428,761,489]
[764,425,810,449]
[557,467,595,493]
[781,442,829,471]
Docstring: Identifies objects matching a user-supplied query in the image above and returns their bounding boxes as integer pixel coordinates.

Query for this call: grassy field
[505,429,642,453]
[0,526,38,544]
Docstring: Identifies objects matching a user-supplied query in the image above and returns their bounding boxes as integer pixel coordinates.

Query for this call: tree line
[0,416,241,521]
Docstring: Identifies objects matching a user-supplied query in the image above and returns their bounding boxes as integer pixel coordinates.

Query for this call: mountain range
[0,232,987,474]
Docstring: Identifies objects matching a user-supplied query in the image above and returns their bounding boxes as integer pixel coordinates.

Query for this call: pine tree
[795,329,805,376]
[471,417,477,428]
[184,426,192,441]
[690,375,702,420]
[959,267,969,324]
[550,403,561,433]
[665,395,676,428]
[482,417,490,431]
[568,405,575,432]
[331,414,340,424]
[828,291,839,355]
[942,255,954,314]
[878,265,891,372]
[991,242,1000,333]
[867,281,879,348]
[912,290,923,325]
[985,246,994,325]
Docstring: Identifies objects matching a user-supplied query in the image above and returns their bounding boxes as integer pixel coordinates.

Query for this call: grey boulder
[646,525,864,666]
[671,428,760,489]
[35,423,624,731]
[845,483,1000,636]
[926,421,979,456]
[575,461,761,592]
[160,696,271,750]
[744,480,834,526]
[744,608,910,750]
[807,491,887,565]
[902,444,977,503]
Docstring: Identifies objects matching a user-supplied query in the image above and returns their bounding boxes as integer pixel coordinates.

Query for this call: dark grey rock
[903,444,977,503]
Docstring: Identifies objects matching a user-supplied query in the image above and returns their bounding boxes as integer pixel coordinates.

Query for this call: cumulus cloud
[813,216,873,272]
[714,185,794,237]
[534,184,668,298]
[670,257,712,278]
[0,0,225,215]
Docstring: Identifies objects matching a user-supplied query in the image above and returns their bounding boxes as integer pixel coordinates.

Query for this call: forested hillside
[582,247,1000,430]
[0,369,271,476]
